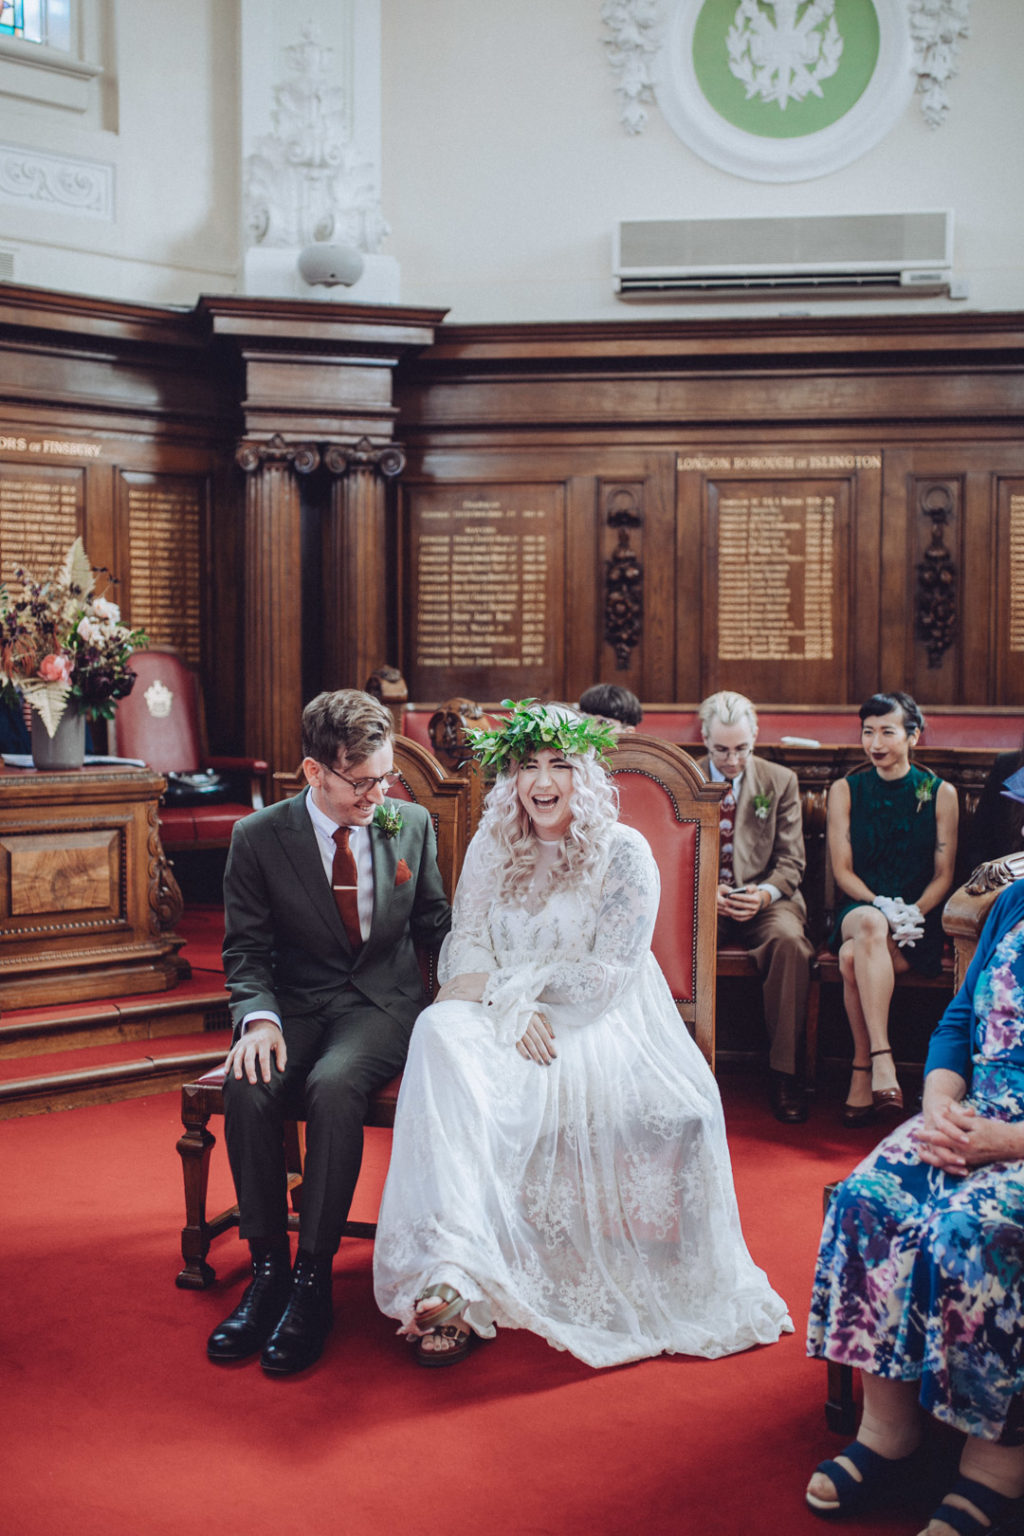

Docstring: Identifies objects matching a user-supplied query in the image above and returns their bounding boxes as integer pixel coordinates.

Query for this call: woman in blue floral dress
[805,879,1024,1536]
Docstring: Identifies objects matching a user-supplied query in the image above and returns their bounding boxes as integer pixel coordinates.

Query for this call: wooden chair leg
[176,1098,217,1289]
[284,1119,304,1214]
[804,970,820,1087]
[821,1178,857,1433]
[825,1358,858,1435]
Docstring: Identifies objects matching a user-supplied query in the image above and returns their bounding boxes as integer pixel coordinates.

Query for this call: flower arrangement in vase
[0,538,147,765]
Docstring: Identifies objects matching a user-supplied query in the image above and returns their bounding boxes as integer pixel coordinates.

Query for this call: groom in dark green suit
[207,689,451,1375]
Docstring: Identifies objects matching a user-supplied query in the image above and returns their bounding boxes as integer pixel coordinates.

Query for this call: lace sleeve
[481,827,660,1042]
[436,833,498,985]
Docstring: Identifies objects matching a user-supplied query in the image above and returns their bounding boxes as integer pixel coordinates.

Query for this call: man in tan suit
[697,691,814,1123]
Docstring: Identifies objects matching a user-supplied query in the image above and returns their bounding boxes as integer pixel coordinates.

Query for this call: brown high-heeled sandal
[870,1047,904,1113]
[842,1063,875,1128]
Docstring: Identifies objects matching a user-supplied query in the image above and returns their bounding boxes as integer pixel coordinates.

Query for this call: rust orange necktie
[331,826,363,951]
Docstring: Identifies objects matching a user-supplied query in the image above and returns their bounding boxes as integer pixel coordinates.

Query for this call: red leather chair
[175,735,470,1288]
[606,735,725,1068]
[112,650,267,851]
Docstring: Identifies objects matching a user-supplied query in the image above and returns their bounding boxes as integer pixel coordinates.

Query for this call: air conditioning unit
[613,211,953,297]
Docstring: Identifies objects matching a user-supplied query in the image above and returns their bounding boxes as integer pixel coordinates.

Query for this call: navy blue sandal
[806,1439,916,1518]
[929,1475,1023,1536]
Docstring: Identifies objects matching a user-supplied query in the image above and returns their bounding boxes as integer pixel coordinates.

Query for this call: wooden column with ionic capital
[323,437,407,691]
[236,434,320,776]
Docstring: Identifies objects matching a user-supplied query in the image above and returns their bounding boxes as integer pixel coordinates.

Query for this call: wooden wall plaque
[996,478,1024,706]
[702,478,851,702]
[119,471,206,665]
[0,462,83,585]
[403,483,565,701]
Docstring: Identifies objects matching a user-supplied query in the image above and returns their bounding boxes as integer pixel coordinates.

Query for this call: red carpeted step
[0,903,230,1064]
[0,1028,232,1084]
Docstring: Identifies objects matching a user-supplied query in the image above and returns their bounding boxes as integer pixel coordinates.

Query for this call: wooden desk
[0,764,182,1009]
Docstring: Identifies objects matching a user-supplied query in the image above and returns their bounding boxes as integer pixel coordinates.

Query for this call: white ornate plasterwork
[601,0,662,134]
[0,142,113,217]
[907,0,972,128]
[244,23,388,253]
[726,0,844,110]
[603,0,973,140]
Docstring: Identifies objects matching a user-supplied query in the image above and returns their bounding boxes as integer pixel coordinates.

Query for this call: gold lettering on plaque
[124,475,203,665]
[0,470,81,587]
[1010,493,1024,654]
[717,493,835,662]
[679,452,881,473]
[412,493,556,685]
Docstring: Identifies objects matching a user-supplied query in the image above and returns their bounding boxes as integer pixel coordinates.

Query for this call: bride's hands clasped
[517,1011,557,1066]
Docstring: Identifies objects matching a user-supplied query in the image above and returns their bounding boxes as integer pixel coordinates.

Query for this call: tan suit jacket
[697,753,808,920]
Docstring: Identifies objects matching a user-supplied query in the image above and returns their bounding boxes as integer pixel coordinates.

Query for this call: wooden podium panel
[0,765,180,1009]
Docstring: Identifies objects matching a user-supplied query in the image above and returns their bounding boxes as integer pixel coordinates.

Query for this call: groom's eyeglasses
[321,763,397,795]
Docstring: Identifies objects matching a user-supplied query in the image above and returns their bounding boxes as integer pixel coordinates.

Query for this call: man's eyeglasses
[708,743,753,761]
[321,763,397,795]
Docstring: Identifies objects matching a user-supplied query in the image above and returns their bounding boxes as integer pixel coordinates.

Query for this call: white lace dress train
[373,823,792,1368]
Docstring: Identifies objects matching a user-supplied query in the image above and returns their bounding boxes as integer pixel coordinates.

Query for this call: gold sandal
[409,1283,476,1369]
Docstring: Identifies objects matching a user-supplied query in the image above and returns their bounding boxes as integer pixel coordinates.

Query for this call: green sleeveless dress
[830,763,945,976]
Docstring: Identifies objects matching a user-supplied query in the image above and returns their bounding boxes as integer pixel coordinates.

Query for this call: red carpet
[0,1077,932,1536]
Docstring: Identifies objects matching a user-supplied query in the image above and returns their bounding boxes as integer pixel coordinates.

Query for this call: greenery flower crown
[465,699,618,775]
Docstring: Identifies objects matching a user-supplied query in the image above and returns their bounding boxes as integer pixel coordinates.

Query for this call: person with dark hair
[805,878,1024,1535]
[965,743,1024,872]
[578,683,643,733]
[828,690,958,1126]
[206,688,451,1375]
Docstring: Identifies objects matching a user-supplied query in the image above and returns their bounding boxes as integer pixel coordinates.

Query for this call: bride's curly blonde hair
[473,707,619,904]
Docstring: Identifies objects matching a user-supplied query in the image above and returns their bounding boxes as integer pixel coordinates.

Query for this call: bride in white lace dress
[373,703,792,1369]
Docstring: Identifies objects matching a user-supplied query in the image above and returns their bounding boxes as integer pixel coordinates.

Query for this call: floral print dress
[808,919,1024,1443]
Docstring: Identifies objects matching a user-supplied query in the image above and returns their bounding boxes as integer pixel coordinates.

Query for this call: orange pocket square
[395,859,412,886]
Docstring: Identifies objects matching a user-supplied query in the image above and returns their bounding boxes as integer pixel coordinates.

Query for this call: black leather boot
[207,1242,292,1363]
[260,1251,334,1375]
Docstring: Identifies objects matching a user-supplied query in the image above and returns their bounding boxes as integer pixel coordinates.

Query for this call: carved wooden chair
[605,734,725,1068]
[174,735,470,1288]
[113,649,268,852]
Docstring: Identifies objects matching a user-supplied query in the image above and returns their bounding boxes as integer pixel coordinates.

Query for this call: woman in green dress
[828,691,958,1127]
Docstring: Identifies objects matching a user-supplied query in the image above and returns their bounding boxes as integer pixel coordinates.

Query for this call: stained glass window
[0,1,69,47]
[0,2,26,38]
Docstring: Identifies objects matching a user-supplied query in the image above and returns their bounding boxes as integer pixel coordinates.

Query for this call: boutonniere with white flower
[915,776,939,814]
[373,803,403,839]
[753,790,773,821]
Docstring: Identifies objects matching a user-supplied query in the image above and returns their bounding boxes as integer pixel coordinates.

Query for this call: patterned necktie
[719,786,736,888]
[331,827,362,951]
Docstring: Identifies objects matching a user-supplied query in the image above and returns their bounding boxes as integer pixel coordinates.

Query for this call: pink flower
[38,653,72,684]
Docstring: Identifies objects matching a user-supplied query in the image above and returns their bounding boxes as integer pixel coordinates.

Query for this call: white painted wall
[0,1,1021,321]
[381,0,1024,323]
[0,0,241,303]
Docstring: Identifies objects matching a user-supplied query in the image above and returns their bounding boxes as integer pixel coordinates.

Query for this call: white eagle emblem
[727,0,844,110]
